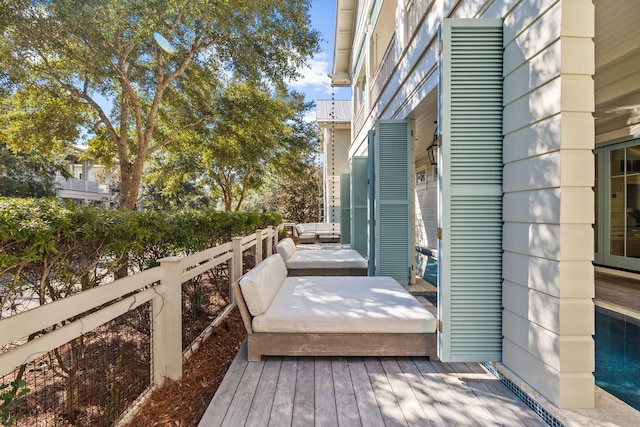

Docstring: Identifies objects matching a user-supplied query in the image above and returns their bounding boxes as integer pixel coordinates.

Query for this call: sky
[288,0,351,105]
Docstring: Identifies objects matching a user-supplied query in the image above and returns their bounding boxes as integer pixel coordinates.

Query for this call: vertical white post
[255,229,263,265]
[154,256,183,387]
[266,226,273,256]
[231,237,243,304]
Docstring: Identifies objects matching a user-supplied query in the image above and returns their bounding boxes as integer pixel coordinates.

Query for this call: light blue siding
[374,120,413,285]
[351,157,369,257]
[368,130,376,276]
[438,19,504,362]
[340,173,351,244]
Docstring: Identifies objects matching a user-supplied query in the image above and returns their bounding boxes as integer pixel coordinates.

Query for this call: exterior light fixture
[426,122,439,166]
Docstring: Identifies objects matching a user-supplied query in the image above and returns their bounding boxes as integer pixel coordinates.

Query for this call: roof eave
[332,0,356,87]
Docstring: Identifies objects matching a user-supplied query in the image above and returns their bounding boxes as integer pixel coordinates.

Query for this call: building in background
[56,148,114,205]
[316,99,352,223]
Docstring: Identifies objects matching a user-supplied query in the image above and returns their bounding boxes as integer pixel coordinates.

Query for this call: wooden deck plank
[200,348,549,427]
[244,358,282,427]
[332,357,361,427]
[595,270,640,315]
[433,362,498,425]
[198,342,249,426]
[380,358,432,427]
[315,358,339,426]
[292,358,315,426]
[395,358,448,427]
[221,357,265,426]
[454,364,528,427]
[410,358,477,426]
[268,358,298,426]
[471,365,548,427]
[347,358,386,427]
[364,358,409,427]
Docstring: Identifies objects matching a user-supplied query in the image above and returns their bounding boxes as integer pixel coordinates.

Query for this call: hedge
[0,197,282,310]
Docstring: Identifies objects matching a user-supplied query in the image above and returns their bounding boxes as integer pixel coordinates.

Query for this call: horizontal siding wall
[349,0,596,409]
[501,0,595,409]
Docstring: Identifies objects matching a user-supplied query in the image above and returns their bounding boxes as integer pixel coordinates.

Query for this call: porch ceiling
[408,90,438,167]
[331,0,356,86]
[594,0,640,140]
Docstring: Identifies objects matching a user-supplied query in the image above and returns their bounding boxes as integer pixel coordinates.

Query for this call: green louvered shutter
[351,157,369,257]
[368,130,376,275]
[374,120,412,285]
[438,19,503,362]
[340,173,351,244]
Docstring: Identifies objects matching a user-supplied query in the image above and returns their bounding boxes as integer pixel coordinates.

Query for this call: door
[595,139,640,271]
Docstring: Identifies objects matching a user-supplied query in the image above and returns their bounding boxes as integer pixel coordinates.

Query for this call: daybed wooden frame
[232,280,438,362]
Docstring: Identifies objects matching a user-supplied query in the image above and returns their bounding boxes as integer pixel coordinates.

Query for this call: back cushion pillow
[240,254,287,316]
[275,238,296,261]
[295,224,305,235]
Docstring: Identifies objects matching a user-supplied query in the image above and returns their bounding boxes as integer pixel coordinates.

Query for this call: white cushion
[285,248,367,269]
[295,224,305,234]
[275,238,296,261]
[252,276,437,333]
[316,223,340,233]
[239,254,287,316]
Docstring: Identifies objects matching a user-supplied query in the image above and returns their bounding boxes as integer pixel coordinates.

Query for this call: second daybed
[295,223,341,243]
[234,253,438,361]
[275,237,367,276]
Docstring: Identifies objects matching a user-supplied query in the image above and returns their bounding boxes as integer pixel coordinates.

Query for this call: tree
[200,81,296,211]
[264,150,323,223]
[149,81,317,212]
[0,142,70,197]
[0,0,320,209]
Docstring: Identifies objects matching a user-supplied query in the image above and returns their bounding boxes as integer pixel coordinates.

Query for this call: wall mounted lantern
[426,122,439,166]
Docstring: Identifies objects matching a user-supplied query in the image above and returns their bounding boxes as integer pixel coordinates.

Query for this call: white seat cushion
[316,223,340,233]
[239,254,287,316]
[252,276,436,333]
[275,238,296,261]
[285,248,367,269]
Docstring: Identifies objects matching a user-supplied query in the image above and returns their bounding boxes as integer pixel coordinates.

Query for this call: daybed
[295,223,341,243]
[275,237,367,276]
[233,254,438,361]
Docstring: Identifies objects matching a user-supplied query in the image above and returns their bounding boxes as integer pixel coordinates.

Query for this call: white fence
[0,224,283,424]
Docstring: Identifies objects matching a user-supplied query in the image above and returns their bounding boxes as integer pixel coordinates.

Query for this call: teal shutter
[374,120,412,285]
[340,173,351,244]
[368,130,376,275]
[438,19,503,362]
[351,157,369,257]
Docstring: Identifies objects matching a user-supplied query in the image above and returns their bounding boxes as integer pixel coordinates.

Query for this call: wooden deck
[595,267,640,317]
[199,342,547,426]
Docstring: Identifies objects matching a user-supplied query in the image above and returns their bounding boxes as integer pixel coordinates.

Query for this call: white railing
[0,224,283,423]
[370,33,398,107]
[405,0,433,44]
[55,176,110,194]
[353,101,367,137]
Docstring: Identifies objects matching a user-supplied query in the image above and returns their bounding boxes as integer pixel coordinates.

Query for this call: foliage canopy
[0,0,320,209]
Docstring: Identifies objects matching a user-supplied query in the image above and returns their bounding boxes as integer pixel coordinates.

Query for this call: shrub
[0,197,282,313]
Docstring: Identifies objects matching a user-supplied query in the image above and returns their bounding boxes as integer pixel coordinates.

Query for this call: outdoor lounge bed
[233,254,438,361]
[294,222,341,243]
[275,237,367,276]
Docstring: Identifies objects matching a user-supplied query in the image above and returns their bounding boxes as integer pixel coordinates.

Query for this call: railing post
[154,256,183,387]
[231,237,243,304]
[255,229,263,265]
[266,226,273,256]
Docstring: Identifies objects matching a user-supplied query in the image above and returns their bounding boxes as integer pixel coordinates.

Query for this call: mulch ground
[127,308,247,427]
